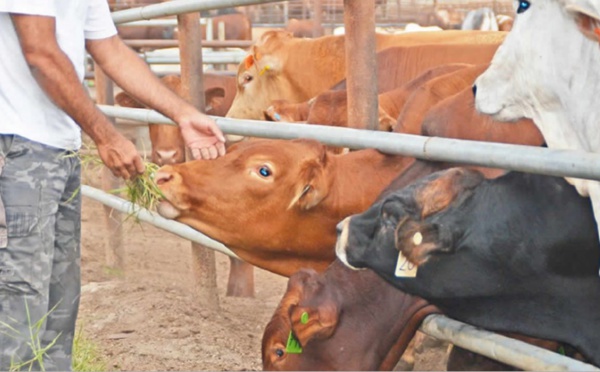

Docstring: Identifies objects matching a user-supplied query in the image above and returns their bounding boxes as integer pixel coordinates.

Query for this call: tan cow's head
[115,74,233,166]
[226,31,300,121]
[154,138,340,276]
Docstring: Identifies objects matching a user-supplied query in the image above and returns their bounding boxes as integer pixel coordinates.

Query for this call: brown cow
[395,63,491,134]
[153,67,544,278]
[262,260,585,370]
[115,72,253,298]
[421,86,544,146]
[155,139,415,277]
[236,42,502,138]
[278,63,472,133]
[115,72,236,165]
[226,30,506,121]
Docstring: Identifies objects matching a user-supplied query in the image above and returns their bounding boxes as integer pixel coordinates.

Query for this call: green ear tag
[558,345,566,356]
[285,331,303,354]
[300,311,309,324]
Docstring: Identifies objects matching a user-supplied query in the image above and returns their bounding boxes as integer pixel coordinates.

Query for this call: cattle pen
[80,0,600,370]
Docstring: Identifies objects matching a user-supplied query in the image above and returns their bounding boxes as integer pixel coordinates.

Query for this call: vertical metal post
[344,0,378,130]
[177,12,220,309]
[94,65,125,271]
[313,0,324,37]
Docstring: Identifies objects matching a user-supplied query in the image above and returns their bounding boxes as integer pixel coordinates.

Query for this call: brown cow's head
[154,138,341,276]
[115,75,234,166]
[262,262,439,370]
[226,31,298,122]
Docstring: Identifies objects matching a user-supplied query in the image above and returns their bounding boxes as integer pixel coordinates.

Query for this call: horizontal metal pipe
[81,185,239,259]
[112,0,285,24]
[97,105,600,182]
[124,39,253,49]
[421,315,599,371]
[139,51,246,64]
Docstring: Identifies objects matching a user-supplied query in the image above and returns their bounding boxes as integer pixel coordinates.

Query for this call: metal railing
[82,0,600,370]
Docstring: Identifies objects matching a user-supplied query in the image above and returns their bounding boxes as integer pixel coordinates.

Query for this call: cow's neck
[327,150,414,219]
[379,91,405,120]
[282,35,348,100]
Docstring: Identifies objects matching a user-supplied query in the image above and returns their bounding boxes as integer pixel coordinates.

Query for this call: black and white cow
[336,167,600,365]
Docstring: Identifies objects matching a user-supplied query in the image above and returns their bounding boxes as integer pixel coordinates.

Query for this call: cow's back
[375,43,501,93]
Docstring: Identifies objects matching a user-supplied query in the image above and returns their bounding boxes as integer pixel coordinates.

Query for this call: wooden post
[344,0,378,130]
[94,65,125,272]
[177,12,220,309]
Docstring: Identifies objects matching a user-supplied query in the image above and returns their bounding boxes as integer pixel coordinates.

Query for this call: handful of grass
[111,161,164,212]
[76,144,164,214]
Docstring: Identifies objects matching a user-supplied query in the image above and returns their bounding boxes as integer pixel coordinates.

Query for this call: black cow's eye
[275,348,285,358]
[517,0,530,13]
[259,165,272,177]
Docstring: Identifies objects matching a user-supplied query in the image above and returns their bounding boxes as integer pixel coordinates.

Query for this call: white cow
[474,0,600,237]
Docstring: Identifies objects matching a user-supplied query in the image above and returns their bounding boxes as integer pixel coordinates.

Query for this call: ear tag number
[395,251,417,278]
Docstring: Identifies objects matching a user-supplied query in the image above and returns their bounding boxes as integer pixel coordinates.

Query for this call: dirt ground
[77,166,450,372]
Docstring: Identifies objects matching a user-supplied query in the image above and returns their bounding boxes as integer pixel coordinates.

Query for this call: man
[0,1,226,370]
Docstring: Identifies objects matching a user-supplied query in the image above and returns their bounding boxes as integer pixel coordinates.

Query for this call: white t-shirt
[0,0,117,150]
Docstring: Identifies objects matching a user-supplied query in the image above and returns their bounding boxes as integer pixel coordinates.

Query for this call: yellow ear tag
[395,250,417,278]
[259,64,271,76]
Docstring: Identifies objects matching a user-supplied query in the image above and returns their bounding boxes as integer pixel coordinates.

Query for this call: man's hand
[177,112,227,160]
[96,131,145,180]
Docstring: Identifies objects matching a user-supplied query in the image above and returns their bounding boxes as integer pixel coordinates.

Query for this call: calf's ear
[289,301,339,348]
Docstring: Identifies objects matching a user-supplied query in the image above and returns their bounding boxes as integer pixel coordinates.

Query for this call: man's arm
[10,14,144,179]
[86,35,226,160]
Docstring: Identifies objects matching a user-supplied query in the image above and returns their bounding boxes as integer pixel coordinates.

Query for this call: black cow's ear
[395,221,458,266]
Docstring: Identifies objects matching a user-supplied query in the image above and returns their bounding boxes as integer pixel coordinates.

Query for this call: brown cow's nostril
[154,150,181,166]
[154,171,174,185]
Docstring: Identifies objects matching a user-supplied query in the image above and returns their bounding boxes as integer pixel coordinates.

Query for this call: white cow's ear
[566,0,600,41]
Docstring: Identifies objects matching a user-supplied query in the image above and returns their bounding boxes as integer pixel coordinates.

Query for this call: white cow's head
[474,0,600,123]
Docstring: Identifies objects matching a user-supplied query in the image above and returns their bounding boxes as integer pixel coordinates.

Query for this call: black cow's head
[336,167,484,282]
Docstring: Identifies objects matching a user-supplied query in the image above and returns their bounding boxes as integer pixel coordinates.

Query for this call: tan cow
[226,30,506,121]
[115,73,236,165]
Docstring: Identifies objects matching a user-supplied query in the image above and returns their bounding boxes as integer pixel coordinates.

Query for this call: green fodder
[74,144,164,215]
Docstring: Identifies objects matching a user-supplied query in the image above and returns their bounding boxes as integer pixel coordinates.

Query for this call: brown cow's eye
[243,74,253,83]
[275,348,285,358]
[259,165,272,177]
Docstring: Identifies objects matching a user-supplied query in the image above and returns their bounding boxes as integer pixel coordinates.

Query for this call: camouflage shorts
[0,134,81,371]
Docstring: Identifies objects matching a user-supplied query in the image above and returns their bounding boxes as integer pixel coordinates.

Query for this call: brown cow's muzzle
[154,165,185,219]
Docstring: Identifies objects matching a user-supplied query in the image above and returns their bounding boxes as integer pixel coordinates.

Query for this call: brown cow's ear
[289,301,339,348]
[289,151,330,210]
[114,92,143,108]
